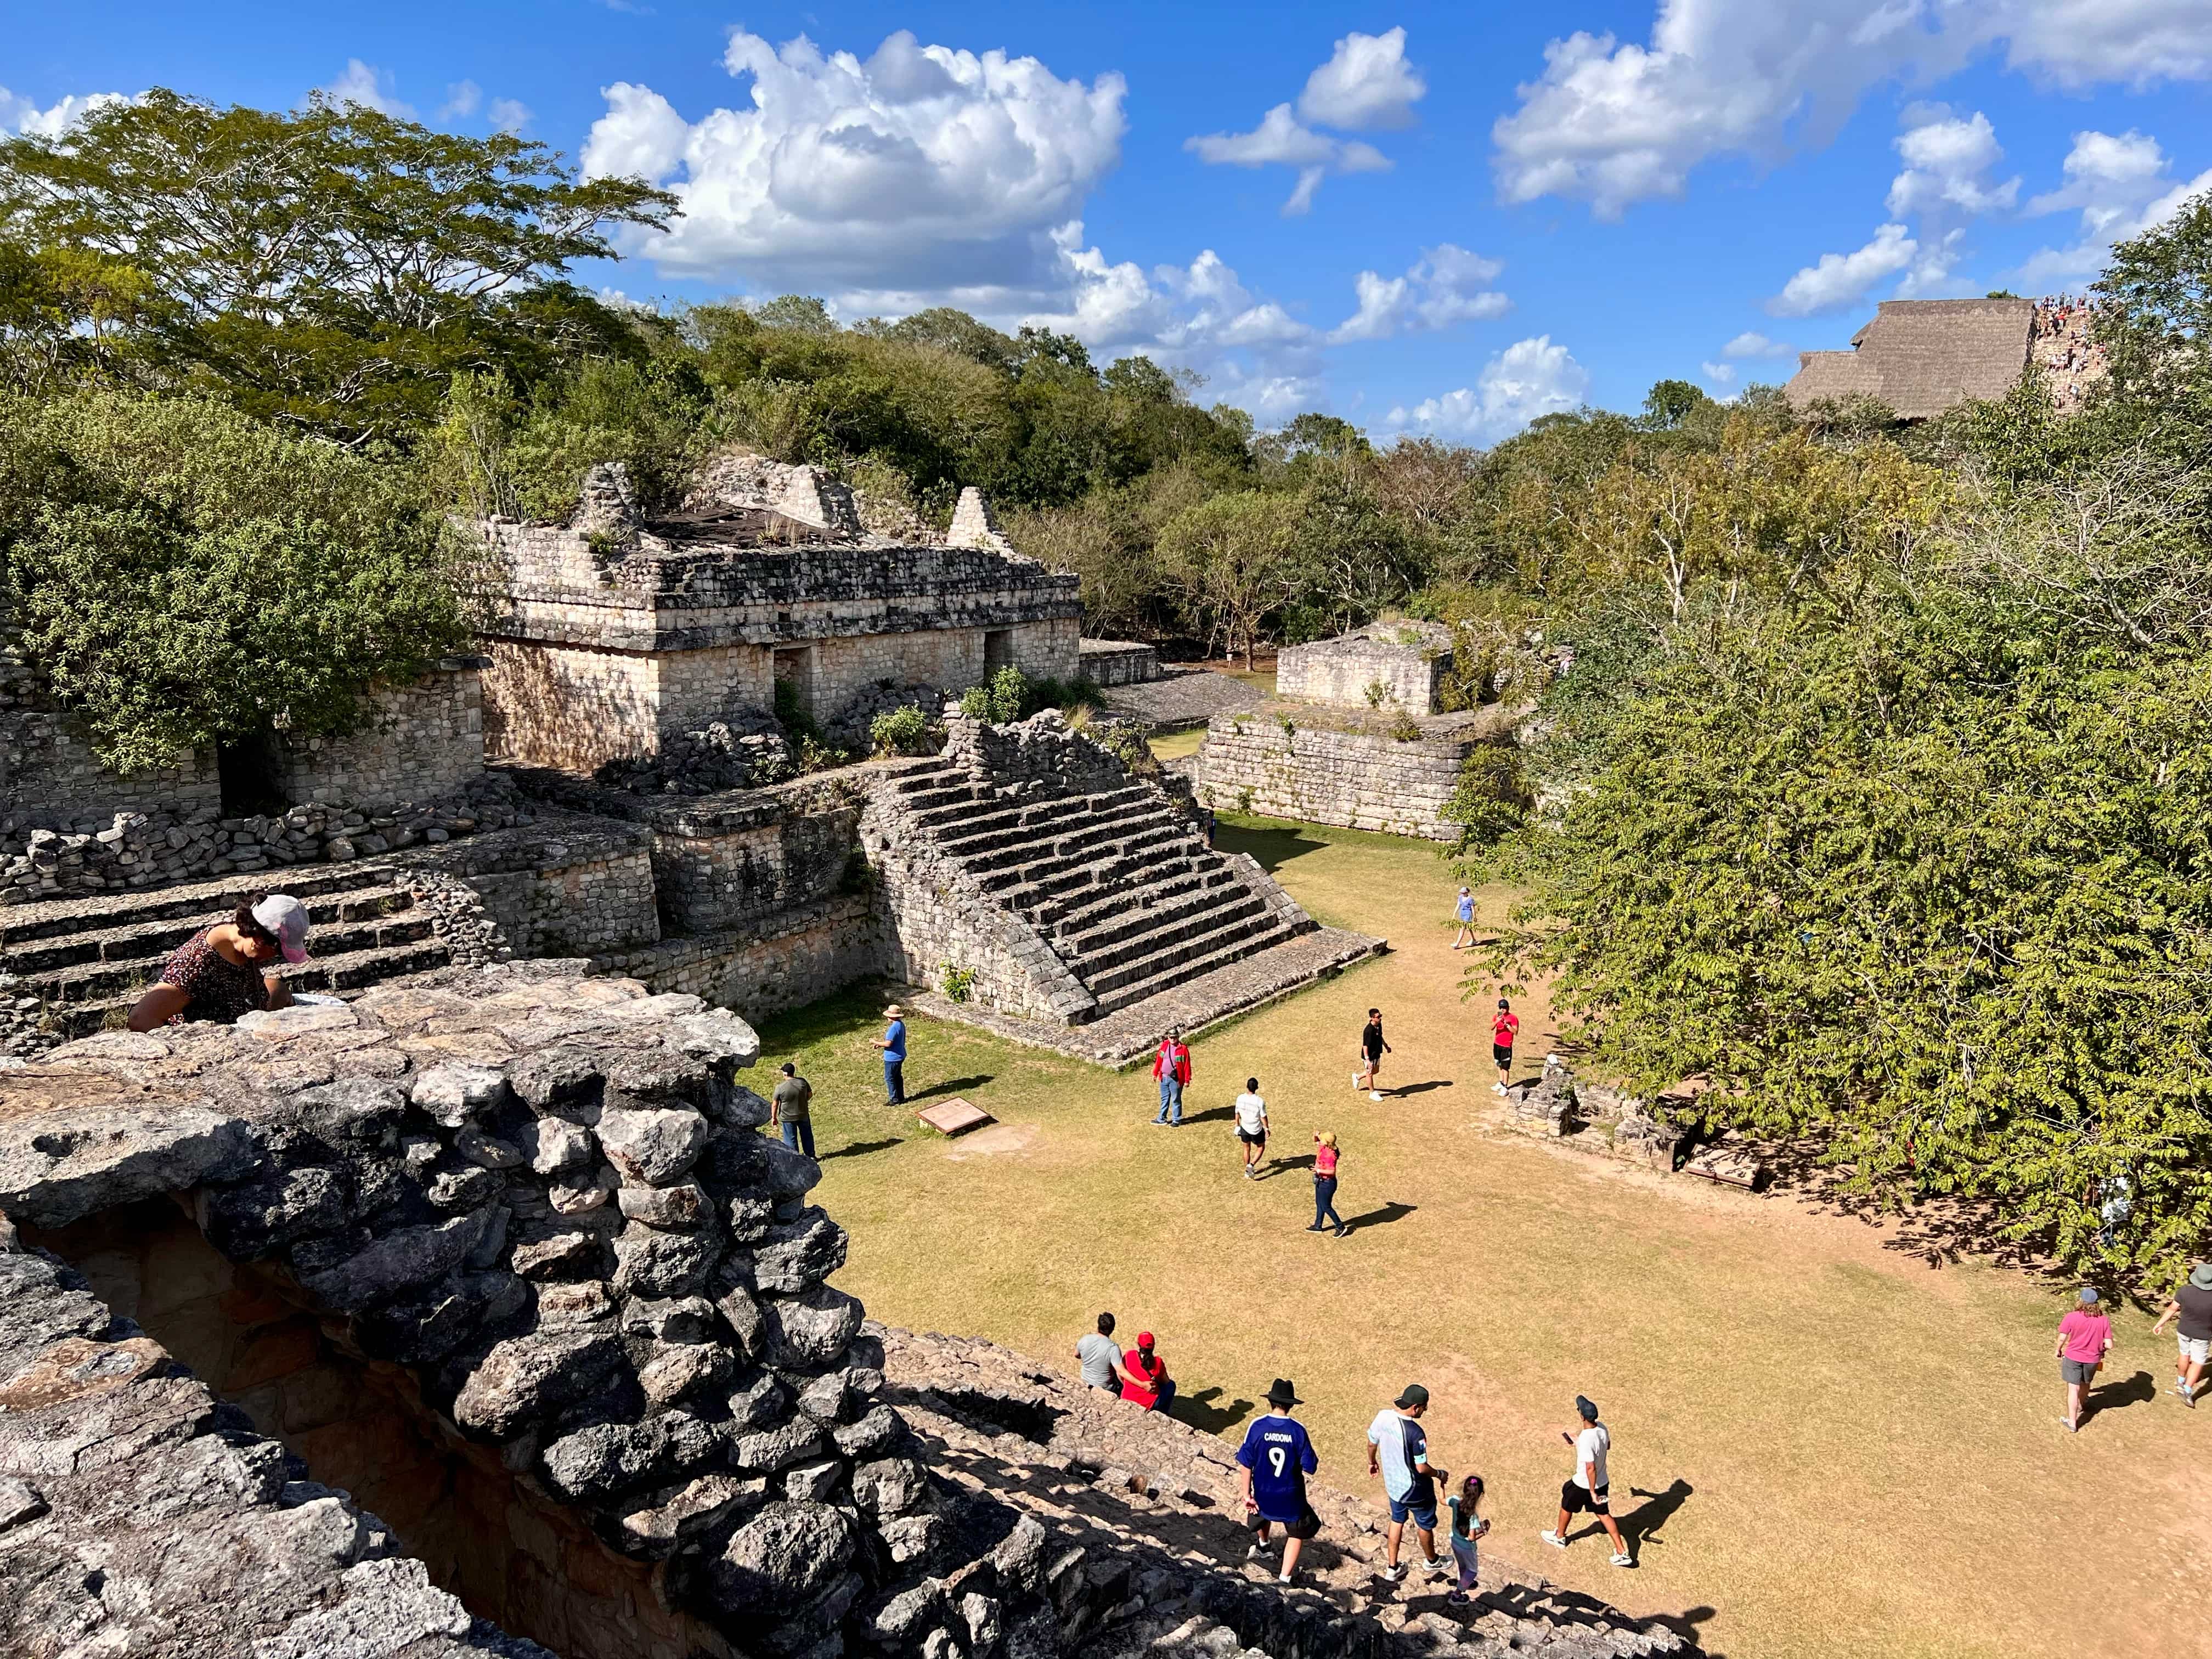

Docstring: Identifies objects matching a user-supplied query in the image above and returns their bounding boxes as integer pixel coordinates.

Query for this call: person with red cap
[128,892,308,1030]
[1152,1026,1193,1126]
[1120,1330,1176,1414]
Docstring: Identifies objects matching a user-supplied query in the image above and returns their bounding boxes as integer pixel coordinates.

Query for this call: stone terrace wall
[597,893,886,1024]
[1199,713,1485,841]
[1276,625,1452,714]
[1079,640,1161,688]
[1,639,221,832]
[276,658,490,812]
[421,817,662,958]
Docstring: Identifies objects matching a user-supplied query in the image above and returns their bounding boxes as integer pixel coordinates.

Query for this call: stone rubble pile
[1,773,533,905]
[1509,1062,1680,1173]
[588,708,798,797]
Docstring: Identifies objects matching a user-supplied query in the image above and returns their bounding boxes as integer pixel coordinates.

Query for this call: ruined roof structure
[1784,297,2034,421]
[0,964,1689,1659]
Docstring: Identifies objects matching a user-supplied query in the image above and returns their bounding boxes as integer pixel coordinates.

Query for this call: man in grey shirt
[770,1062,815,1158]
[1076,1312,1126,1392]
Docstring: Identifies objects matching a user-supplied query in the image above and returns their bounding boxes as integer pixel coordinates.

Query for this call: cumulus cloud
[441,80,482,120]
[488,98,532,134]
[1328,245,1509,343]
[1768,223,1918,316]
[1386,336,1590,443]
[1296,27,1426,130]
[1492,0,2212,218]
[319,59,414,119]
[582,29,1126,292]
[2015,128,2212,287]
[1701,360,1736,384]
[1188,27,1422,213]
[0,88,128,136]
[1886,110,2018,217]
[1722,330,1793,358]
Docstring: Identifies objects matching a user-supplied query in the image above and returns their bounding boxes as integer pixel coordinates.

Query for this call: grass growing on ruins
[1144,727,1208,762]
[756,814,2207,1659]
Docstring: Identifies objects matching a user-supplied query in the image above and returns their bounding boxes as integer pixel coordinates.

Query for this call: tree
[2092,188,2212,411]
[1155,490,1305,665]
[748,295,839,335]
[1640,378,1709,430]
[0,91,675,442]
[0,391,472,772]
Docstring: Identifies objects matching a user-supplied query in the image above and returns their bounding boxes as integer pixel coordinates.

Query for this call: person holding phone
[1309,1130,1345,1235]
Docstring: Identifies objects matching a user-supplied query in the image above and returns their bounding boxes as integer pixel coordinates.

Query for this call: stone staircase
[879,755,1313,1020]
[0,861,460,1043]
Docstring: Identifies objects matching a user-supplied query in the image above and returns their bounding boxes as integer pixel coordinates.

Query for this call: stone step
[906,784,1158,839]
[1038,864,1244,935]
[960,815,1195,879]
[30,911,439,1003]
[1080,906,1290,1000]
[1053,883,1271,966]
[1088,918,1304,1015]
[37,938,455,1039]
[7,885,420,975]
[0,861,414,946]
[929,795,1116,856]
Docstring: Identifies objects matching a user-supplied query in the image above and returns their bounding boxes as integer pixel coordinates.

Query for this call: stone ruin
[0,968,1694,1659]
[1192,625,1521,843]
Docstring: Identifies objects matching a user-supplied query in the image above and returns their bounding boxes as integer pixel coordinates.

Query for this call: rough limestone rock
[597,1104,709,1186]
[452,1328,626,1439]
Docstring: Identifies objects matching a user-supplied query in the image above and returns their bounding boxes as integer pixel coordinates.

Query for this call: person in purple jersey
[1237,1378,1321,1583]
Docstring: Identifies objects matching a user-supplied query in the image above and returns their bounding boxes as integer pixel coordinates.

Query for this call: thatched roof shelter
[1785,298,2033,420]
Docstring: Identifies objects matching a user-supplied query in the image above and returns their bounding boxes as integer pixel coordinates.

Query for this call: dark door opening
[983,629,1014,672]
[217,730,287,817]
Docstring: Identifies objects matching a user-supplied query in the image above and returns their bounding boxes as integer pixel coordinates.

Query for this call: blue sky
[7,2,2210,442]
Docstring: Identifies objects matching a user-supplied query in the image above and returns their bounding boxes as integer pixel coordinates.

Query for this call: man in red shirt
[1491,999,1520,1094]
[1121,1330,1176,1413]
[1152,1026,1192,1126]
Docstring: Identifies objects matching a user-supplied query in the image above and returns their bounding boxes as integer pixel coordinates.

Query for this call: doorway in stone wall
[772,645,815,727]
[984,629,1014,673]
[217,728,287,817]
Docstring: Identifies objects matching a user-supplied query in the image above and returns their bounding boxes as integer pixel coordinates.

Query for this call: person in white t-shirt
[1234,1079,1269,1178]
[1540,1395,1630,1566]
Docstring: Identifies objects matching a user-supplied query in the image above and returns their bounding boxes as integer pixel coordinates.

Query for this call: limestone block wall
[644,775,865,937]
[422,820,661,957]
[1079,639,1160,687]
[479,640,662,774]
[1198,713,1479,840]
[595,894,885,1023]
[3,640,220,831]
[1277,627,1451,713]
[274,659,488,812]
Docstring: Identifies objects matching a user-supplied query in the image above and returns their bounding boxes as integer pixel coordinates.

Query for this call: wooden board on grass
[918,1097,994,1136]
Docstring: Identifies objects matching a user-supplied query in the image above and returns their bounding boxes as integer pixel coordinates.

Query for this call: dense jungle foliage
[2,90,2208,1276]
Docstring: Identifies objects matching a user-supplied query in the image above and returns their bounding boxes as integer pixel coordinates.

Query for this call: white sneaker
[1368,1091,1385,1102]
[1379,1563,1406,1582]
[1539,1530,1565,1550]
[1277,1571,1293,1584]
[1422,1558,1450,1580]
[1610,1551,1633,1567]
[1492,1082,1507,1096]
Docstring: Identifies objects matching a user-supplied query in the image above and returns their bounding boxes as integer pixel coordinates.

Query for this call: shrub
[869,704,936,755]
[1390,710,1422,742]
[940,962,978,1003]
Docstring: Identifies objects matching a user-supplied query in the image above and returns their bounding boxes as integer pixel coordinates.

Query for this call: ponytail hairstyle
[1460,1473,1485,1502]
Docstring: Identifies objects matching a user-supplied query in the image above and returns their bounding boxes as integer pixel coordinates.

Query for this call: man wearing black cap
[1237,1379,1321,1583]
[1367,1383,1449,1583]
[1541,1395,1631,1566]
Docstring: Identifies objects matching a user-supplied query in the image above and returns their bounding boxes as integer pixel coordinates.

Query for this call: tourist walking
[1076,1312,1127,1393]
[1491,999,1519,1094]
[127,893,308,1030]
[1367,1384,1449,1583]
[1310,1131,1346,1235]
[1238,1378,1321,1584]
[1152,1027,1192,1126]
[1353,1009,1391,1101]
[2150,1261,2212,1408]
[1541,1396,1631,1566]
[1121,1331,1176,1414]
[1234,1077,1269,1177]
[1452,887,1477,950]
[2055,1287,2112,1432]
[1445,1474,1489,1603]
[873,1005,908,1105]
[769,1062,815,1158]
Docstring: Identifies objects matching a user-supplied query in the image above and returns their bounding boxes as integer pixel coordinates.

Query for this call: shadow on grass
[2086,1369,2156,1424]
[1339,1200,1416,1234]
[908,1075,993,1103]
[1178,1105,1234,1126]
[1617,1479,1693,1551]
[1389,1080,1454,1097]
[1169,1385,1255,1435]
[1214,821,1336,875]
[821,1137,903,1161]
[1259,1153,1316,1180]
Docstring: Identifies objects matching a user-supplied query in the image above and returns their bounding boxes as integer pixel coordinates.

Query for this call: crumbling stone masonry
[1197,708,1508,843]
[1274,623,1453,714]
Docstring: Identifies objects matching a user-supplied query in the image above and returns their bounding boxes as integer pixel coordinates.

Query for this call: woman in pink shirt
[2055,1286,2113,1433]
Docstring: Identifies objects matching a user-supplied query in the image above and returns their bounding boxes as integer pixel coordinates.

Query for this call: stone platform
[1097,668,1265,732]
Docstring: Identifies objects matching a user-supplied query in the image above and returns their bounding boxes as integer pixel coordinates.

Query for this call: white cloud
[1768,222,1918,316]
[2,88,128,136]
[1701,360,1736,384]
[1185,104,1388,216]
[2016,128,2212,287]
[1386,336,1591,443]
[319,59,415,119]
[1296,27,1426,130]
[441,80,482,120]
[582,29,1126,292]
[488,98,532,134]
[1328,244,1509,343]
[1188,27,1421,213]
[1492,1,2212,218]
[1886,110,2018,217]
[1722,330,1793,358]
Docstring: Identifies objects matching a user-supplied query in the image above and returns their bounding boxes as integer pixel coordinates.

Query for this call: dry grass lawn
[758,815,2209,1659]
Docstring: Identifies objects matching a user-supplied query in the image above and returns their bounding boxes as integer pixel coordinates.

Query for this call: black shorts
[1238,1127,1267,1146]
[1493,1043,1514,1066]
[1560,1479,1609,1516]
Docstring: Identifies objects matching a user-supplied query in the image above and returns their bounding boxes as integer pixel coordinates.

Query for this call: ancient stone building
[472,458,1082,776]
[1274,622,1452,714]
[0,968,1692,1659]
[1783,297,2034,420]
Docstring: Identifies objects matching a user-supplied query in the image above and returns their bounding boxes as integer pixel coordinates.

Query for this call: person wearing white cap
[128,893,309,1030]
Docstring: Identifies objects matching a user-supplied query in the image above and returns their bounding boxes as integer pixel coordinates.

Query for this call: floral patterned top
[156,928,272,1024]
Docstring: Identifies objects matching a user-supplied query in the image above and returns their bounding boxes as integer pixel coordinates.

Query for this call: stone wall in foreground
[1197,712,1487,841]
